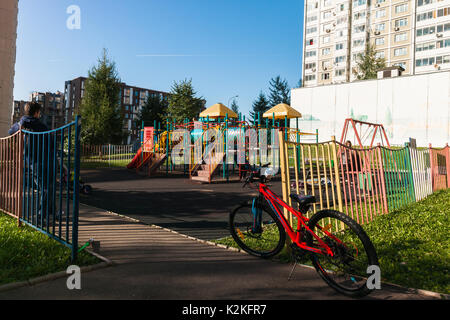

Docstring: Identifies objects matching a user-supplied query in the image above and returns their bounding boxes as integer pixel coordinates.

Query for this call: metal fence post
[331,136,344,214]
[446,144,450,189]
[71,116,81,262]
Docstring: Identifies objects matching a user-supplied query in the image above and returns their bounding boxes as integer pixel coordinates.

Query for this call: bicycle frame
[257,183,344,257]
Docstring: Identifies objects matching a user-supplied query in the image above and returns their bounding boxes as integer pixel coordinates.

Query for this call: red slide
[127,147,144,169]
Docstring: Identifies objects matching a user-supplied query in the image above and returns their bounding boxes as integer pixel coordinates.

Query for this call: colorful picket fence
[279,132,449,228]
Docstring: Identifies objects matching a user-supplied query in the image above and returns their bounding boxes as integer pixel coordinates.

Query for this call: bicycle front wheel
[229,201,286,258]
[306,210,379,297]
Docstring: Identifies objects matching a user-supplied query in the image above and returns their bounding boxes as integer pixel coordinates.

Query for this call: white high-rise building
[301,0,450,87]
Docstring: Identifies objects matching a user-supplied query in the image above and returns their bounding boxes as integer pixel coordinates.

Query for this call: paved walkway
[78,168,279,240]
[0,204,435,300]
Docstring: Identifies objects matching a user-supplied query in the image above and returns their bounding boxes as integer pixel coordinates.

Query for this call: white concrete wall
[291,71,450,147]
[0,0,18,136]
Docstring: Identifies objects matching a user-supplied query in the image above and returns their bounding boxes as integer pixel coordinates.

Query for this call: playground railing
[409,146,433,201]
[81,144,136,167]
[0,117,82,262]
[0,131,23,223]
[279,132,449,230]
[429,144,450,191]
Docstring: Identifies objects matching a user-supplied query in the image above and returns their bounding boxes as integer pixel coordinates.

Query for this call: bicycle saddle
[289,194,316,206]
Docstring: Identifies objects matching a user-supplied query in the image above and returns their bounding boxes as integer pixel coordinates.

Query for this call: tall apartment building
[30,91,65,129]
[302,0,450,87]
[12,91,65,129]
[0,0,18,135]
[64,77,170,143]
[12,100,28,124]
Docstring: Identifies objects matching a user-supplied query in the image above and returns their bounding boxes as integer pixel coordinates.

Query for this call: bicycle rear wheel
[306,210,379,297]
[229,201,286,258]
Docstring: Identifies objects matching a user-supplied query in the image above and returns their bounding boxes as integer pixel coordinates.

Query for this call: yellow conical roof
[262,103,302,120]
[199,103,238,119]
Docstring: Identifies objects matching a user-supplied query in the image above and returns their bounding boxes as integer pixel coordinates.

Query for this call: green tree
[135,94,168,129]
[167,79,204,123]
[230,99,239,115]
[250,92,270,124]
[80,49,125,144]
[268,76,291,107]
[353,43,386,80]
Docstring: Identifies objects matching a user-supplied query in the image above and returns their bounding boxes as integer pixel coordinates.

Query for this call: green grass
[214,189,450,294]
[80,159,130,169]
[0,212,100,286]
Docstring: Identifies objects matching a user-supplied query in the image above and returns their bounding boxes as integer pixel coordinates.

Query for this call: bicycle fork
[251,197,263,234]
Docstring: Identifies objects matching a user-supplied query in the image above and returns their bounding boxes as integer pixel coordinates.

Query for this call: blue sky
[14,0,304,117]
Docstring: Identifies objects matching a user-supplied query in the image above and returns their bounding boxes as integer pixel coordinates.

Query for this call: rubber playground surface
[79,167,283,240]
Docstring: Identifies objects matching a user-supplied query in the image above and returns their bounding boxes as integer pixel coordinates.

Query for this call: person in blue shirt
[10,102,55,225]
[9,102,48,135]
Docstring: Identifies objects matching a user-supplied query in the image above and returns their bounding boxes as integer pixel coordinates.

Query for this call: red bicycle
[229,170,379,297]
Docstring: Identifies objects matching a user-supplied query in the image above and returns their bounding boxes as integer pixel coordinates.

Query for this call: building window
[354,12,366,20]
[417,25,435,37]
[436,55,450,64]
[353,0,366,7]
[335,56,346,63]
[305,50,317,57]
[395,4,408,14]
[416,57,435,67]
[394,32,407,42]
[322,47,331,55]
[375,51,385,59]
[305,62,316,69]
[394,47,407,56]
[307,2,318,11]
[323,0,332,6]
[322,35,330,44]
[376,23,385,31]
[307,15,318,23]
[306,38,315,46]
[306,27,318,34]
[417,0,434,7]
[416,41,435,51]
[336,43,345,50]
[416,11,433,22]
[353,24,365,33]
[353,38,365,47]
[395,18,408,27]
[436,8,447,17]
[337,3,346,11]
[335,69,345,76]
[321,73,330,80]
[375,37,384,46]
[436,39,450,49]
[305,74,316,81]
[323,11,332,19]
[376,9,386,18]
[376,0,385,3]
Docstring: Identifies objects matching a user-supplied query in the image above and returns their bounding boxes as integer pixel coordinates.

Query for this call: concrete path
[0,204,435,300]
[78,168,280,240]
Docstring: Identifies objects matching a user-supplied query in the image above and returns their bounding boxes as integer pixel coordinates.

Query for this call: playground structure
[340,118,391,148]
[126,103,319,183]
